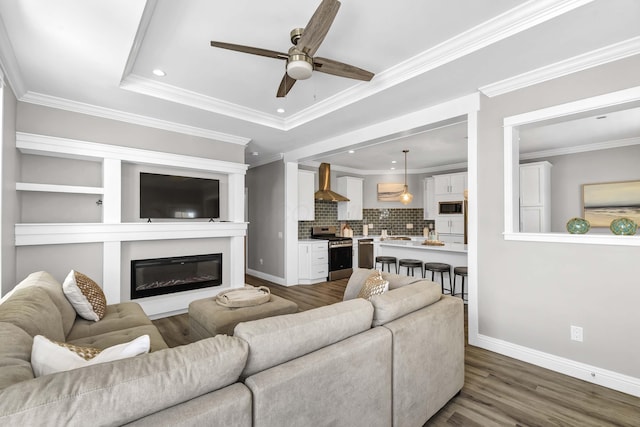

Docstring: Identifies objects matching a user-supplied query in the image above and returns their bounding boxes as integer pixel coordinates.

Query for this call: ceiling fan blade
[277,73,297,98]
[313,57,374,81]
[210,41,288,60]
[297,0,341,57]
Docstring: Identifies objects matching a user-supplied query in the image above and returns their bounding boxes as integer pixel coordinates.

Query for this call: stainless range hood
[314,163,349,202]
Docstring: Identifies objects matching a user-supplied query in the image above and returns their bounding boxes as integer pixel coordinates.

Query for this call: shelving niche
[15,132,248,316]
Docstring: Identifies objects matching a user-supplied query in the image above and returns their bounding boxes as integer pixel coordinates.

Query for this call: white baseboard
[474,334,640,398]
[246,269,287,286]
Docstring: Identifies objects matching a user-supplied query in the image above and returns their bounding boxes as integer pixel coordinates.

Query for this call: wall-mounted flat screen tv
[140,172,220,219]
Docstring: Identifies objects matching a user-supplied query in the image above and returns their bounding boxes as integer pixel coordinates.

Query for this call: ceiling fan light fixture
[287,59,313,80]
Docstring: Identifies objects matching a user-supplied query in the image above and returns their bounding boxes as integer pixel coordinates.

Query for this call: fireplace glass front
[131,253,222,299]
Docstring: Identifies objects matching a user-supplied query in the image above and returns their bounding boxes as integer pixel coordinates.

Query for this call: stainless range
[311,226,353,281]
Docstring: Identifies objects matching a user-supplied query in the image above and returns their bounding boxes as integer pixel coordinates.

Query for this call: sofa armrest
[0,335,248,426]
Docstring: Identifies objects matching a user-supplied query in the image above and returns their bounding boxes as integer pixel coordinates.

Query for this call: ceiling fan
[209,0,374,97]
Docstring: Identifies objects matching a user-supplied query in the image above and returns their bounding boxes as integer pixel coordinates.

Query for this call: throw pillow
[62,270,107,321]
[357,270,389,301]
[31,334,150,377]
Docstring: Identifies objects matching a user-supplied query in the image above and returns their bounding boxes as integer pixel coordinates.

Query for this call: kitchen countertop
[378,240,467,253]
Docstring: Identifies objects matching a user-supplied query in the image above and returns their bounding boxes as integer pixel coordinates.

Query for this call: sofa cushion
[0,335,249,426]
[0,322,34,391]
[67,324,168,353]
[357,269,389,300]
[0,286,65,342]
[31,334,150,377]
[66,302,155,341]
[234,298,374,377]
[370,281,441,326]
[63,270,107,322]
[4,271,77,337]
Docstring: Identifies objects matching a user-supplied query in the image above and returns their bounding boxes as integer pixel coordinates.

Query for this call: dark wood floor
[152,276,640,426]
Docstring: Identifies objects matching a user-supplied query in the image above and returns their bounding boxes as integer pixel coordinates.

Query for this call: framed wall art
[582,180,640,227]
[377,183,404,202]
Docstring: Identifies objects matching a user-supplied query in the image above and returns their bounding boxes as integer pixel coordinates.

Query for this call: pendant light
[400,149,413,205]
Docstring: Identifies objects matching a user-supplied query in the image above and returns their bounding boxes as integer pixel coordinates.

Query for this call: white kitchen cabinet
[436,216,465,235]
[298,170,315,221]
[336,176,363,221]
[519,161,551,232]
[434,172,467,196]
[298,241,328,284]
[423,177,436,220]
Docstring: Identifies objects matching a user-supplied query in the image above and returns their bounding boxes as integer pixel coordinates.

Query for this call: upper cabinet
[434,172,467,197]
[298,170,315,221]
[423,177,436,220]
[519,161,552,232]
[337,176,363,221]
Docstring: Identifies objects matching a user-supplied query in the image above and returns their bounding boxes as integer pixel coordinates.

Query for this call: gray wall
[1,81,18,295]
[477,54,640,378]
[525,145,640,233]
[361,173,423,209]
[246,161,285,278]
[17,103,244,164]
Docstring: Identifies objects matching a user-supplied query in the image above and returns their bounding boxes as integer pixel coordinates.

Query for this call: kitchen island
[376,240,467,278]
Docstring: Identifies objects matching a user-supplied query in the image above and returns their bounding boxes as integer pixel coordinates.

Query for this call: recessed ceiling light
[391,160,397,164]
[276,108,285,114]
[251,151,259,156]
[152,69,166,77]
[348,150,355,154]
[390,167,396,170]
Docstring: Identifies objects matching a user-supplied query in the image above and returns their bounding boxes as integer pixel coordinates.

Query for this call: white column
[229,236,245,288]
[284,162,299,285]
[102,158,121,223]
[228,172,245,223]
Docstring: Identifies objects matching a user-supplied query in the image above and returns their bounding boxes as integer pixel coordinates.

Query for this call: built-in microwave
[438,201,463,215]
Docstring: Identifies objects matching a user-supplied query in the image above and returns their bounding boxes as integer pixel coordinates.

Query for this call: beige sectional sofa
[0,268,464,426]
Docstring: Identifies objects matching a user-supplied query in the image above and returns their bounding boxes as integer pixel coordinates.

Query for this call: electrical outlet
[277,231,283,239]
[259,258,264,265]
[570,325,583,342]
[406,224,413,229]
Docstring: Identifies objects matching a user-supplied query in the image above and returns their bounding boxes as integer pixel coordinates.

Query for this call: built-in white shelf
[16,182,104,195]
[15,222,248,246]
[14,132,249,315]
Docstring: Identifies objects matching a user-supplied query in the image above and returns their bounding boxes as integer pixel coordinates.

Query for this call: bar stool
[453,266,468,302]
[375,256,397,273]
[424,262,452,295]
[398,259,423,277]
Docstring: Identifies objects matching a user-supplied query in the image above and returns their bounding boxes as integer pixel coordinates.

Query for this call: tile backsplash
[298,201,434,238]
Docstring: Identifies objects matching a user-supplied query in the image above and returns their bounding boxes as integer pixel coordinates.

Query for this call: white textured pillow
[63,270,107,321]
[31,335,150,377]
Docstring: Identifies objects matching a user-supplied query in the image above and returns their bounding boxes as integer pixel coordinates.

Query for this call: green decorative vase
[610,217,638,235]
[566,217,590,234]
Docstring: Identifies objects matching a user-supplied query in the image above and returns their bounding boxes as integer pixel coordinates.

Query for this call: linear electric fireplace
[131,253,222,299]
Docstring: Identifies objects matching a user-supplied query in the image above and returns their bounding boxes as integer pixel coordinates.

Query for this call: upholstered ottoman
[189,293,299,340]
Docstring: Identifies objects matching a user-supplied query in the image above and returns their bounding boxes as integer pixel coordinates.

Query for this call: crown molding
[119,0,593,131]
[247,152,284,168]
[520,137,640,160]
[120,74,285,130]
[480,36,640,97]
[19,91,250,145]
[120,0,158,81]
[0,14,25,98]
[300,160,468,176]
